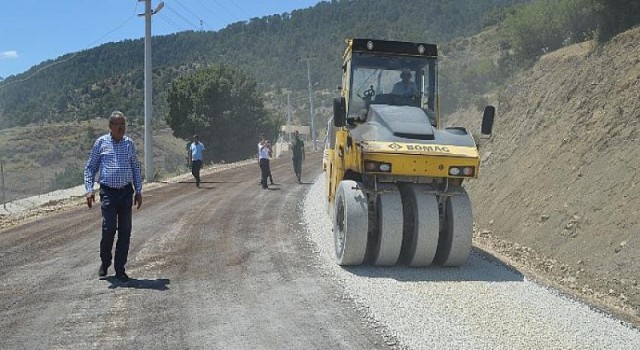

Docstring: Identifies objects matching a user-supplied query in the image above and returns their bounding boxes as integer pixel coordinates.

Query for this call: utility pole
[138,0,164,181]
[303,58,316,150]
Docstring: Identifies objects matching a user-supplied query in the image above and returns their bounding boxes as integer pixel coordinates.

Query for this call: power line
[211,0,244,22]
[165,4,201,31]
[226,0,251,19]
[193,0,232,28]
[172,0,202,22]
[157,11,189,32]
[163,1,218,32]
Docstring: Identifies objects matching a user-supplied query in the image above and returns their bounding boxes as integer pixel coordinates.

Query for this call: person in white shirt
[258,134,272,189]
[189,134,205,188]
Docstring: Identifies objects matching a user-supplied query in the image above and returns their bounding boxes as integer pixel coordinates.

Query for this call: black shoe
[115,273,130,282]
[98,265,108,277]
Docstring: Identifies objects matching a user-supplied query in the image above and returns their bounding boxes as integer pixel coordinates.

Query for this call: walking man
[291,130,305,183]
[258,134,272,189]
[84,111,143,282]
[189,134,205,188]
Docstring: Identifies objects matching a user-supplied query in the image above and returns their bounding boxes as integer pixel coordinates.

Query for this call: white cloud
[0,51,19,59]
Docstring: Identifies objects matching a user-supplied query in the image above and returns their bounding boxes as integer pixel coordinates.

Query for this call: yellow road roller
[326,38,495,266]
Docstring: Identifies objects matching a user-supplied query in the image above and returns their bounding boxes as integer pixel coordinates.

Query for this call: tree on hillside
[503,0,595,64]
[588,0,640,43]
[166,63,271,163]
[502,0,640,65]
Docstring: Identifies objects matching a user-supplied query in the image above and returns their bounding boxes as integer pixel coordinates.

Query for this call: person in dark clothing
[291,130,305,183]
[84,111,143,283]
[267,142,275,185]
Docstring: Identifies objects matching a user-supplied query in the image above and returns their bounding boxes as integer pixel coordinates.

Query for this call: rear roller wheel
[398,184,439,266]
[333,180,368,265]
[434,187,473,266]
[371,184,403,266]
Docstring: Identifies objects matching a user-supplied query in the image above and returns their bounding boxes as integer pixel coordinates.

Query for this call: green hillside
[0,0,528,129]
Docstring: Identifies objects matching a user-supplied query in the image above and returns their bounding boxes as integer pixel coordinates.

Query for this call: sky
[0,0,322,79]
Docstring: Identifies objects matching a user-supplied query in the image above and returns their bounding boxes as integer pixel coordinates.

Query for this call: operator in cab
[391,68,420,99]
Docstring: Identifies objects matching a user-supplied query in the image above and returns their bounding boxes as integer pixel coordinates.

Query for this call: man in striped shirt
[84,111,143,282]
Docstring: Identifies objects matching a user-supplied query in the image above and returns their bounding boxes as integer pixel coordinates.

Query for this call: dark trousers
[259,158,270,189]
[191,159,202,187]
[292,156,302,181]
[100,184,133,275]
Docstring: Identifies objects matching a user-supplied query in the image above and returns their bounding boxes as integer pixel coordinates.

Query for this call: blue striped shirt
[84,134,143,194]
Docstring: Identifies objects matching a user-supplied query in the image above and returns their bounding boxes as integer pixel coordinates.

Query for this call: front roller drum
[434,187,473,266]
[333,180,368,265]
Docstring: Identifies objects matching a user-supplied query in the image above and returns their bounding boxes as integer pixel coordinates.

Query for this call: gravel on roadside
[303,174,640,350]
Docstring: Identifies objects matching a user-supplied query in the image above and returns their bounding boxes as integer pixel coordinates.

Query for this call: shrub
[49,163,84,191]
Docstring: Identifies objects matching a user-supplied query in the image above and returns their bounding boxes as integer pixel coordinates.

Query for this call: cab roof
[345,38,438,59]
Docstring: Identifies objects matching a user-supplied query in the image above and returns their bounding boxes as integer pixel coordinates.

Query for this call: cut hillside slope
[449,27,640,324]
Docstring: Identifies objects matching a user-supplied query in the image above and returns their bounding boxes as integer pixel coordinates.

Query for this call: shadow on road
[103,277,171,290]
[343,250,524,283]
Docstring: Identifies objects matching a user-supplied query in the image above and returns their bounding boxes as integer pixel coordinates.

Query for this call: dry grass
[0,119,188,202]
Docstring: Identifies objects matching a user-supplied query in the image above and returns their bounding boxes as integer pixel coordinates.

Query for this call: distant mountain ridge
[0,0,528,129]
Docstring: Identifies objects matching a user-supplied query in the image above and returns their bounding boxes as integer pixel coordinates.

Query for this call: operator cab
[341,40,438,127]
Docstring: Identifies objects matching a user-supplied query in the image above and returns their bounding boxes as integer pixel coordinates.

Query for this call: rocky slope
[450,27,640,325]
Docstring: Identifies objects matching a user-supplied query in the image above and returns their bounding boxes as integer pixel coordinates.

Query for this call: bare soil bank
[449,27,640,325]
